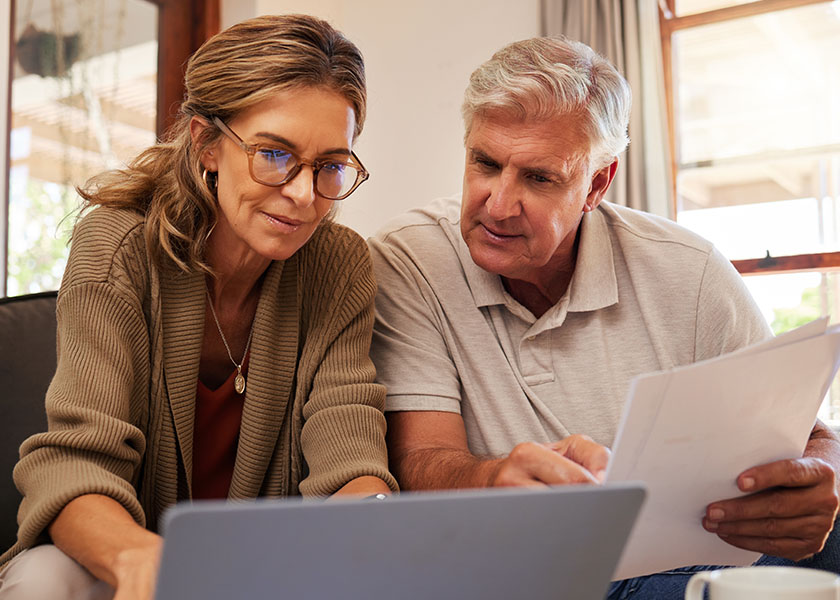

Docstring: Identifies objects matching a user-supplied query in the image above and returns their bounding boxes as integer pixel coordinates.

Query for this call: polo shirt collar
[457,235,508,308]
[459,204,618,312]
[567,205,618,312]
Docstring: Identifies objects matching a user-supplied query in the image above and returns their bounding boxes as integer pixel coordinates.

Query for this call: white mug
[685,566,840,600]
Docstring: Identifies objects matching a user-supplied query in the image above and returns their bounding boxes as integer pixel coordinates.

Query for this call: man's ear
[189,116,218,172]
[583,158,619,213]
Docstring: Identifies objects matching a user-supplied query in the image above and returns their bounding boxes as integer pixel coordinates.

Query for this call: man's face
[460,111,609,288]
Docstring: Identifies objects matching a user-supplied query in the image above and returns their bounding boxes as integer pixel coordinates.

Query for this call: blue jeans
[606,517,840,600]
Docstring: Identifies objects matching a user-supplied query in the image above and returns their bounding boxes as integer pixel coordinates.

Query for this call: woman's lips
[263,211,303,232]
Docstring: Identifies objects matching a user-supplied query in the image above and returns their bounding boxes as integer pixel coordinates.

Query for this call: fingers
[708,459,838,523]
[736,457,836,494]
[709,512,833,561]
[545,434,611,482]
[705,513,830,542]
[704,500,837,560]
[707,483,838,523]
[493,441,601,487]
[703,457,839,561]
[712,530,826,562]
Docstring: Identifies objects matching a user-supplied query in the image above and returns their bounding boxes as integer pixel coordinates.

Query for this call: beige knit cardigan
[1,207,396,566]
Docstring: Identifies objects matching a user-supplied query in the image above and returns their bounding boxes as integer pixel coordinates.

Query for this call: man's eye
[475,158,498,170]
[528,173,552,184]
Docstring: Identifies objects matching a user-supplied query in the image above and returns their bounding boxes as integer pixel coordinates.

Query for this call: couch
[0,291,56,551]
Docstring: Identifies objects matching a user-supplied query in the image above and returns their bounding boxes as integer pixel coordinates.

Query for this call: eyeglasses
[212,117,369,200]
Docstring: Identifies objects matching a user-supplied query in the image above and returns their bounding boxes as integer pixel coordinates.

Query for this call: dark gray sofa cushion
[0,291,56,551]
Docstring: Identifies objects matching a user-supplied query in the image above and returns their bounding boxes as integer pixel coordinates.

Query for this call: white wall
[221,0,540,238]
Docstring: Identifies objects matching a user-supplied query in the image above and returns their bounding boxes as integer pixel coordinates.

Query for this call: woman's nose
[281,165,317,208]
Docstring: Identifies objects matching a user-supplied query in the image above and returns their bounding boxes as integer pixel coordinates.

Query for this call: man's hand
[491,435,610,487]
[387,411,610,491]
[702,457,839,561]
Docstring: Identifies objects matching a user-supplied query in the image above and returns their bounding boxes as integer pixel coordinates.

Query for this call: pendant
[234,372,246,395]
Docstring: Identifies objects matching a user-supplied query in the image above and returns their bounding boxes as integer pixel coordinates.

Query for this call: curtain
[541,0,672,217]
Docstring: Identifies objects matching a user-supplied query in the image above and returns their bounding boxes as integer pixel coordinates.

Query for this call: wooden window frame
[145,0,220,137]
[1,2,12,296]
[658,0,840,276]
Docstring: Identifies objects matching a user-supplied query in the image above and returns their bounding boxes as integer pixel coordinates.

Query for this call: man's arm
[703,420,840,560]
[387,410,610,490]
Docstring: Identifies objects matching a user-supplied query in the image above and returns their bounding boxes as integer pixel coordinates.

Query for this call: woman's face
[199,86,356,265]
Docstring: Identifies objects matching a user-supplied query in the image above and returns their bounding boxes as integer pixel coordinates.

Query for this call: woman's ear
[189,116,218,172]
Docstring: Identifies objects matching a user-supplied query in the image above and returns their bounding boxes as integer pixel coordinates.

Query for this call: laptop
[154,484,645,600]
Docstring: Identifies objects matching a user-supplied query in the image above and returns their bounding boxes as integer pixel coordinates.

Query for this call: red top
[192,355,248,500]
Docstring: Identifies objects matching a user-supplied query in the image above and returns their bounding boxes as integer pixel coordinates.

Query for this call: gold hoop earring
[202,169,218,195]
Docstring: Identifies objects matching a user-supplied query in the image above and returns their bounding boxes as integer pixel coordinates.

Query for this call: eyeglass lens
[252,148,360,199]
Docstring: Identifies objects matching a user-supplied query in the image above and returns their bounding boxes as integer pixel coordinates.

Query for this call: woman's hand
[49,494,163,600]
[329,475,393,499]
[111,535,164,600]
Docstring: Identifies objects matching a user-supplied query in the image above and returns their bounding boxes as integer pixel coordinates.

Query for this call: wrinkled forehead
[469,108,593,167]
[473,100,591,135]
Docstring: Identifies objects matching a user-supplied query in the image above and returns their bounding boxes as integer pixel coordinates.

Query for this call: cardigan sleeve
[9,276,151,555]
[297,228,398,496]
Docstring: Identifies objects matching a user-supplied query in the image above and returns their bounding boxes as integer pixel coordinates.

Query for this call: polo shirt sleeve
[368,232,463,414]
[694,247,773,361]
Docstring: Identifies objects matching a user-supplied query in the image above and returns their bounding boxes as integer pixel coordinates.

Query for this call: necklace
[206,290,255,395]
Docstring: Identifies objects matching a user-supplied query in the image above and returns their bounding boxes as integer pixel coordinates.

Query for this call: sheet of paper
[606,321,840,580]
[734,316,828,357]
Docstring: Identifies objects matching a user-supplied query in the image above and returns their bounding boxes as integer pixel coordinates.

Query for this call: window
[7,0,159,296]
[660,0,840,425]
[1,0,219,297]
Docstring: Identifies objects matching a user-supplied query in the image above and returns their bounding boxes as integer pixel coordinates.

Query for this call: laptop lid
[154,483,645,600]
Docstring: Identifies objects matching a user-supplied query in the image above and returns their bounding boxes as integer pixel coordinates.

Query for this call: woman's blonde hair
[77,14,366,273]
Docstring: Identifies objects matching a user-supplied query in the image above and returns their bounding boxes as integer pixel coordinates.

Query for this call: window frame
[147,0,220,137]
[658,0,840,276]
[0,0,219,297]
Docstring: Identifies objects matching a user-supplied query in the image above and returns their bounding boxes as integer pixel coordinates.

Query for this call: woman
[0,14,396,599]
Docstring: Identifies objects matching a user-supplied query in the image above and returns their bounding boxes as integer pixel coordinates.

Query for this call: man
[369,36,840,598]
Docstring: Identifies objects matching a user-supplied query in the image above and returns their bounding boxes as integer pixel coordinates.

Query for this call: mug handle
[685,571,714,600]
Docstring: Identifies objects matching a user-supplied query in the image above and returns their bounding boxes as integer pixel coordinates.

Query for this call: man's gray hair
[462,36,631,167]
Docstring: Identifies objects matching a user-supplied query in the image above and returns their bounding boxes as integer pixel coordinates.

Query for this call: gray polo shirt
[369,197,771,457]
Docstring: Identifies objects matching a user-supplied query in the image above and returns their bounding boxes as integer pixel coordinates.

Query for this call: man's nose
[486,170,521,220]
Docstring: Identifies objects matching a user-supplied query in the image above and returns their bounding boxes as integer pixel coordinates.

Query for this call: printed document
[606,319,840,579]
